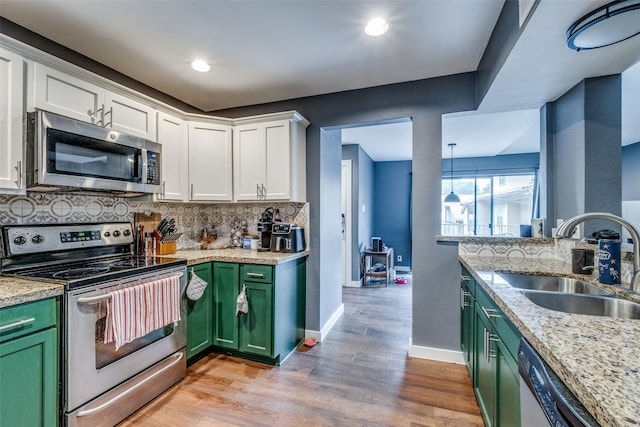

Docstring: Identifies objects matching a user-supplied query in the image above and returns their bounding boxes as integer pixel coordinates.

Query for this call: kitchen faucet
[556,212,640,292]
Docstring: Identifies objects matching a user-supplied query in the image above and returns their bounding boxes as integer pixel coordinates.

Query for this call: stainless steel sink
[498,273,612,296]
[519,291,640,320]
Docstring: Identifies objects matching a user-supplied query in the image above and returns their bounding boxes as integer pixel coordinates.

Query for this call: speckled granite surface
[167,248,309,266]
[461,255,640,427]
[0,276,63,309]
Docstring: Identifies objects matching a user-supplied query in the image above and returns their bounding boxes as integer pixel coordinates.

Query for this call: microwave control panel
[146,151,160,185]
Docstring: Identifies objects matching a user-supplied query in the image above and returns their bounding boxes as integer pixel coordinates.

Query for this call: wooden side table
[362,247,394,287]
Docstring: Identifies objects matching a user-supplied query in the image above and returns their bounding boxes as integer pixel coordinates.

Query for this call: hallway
[121,283,484,426]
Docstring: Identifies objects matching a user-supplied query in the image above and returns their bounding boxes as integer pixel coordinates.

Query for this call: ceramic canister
[598,239,621,285]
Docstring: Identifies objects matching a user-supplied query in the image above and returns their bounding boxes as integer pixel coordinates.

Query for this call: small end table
[362,247,394,287]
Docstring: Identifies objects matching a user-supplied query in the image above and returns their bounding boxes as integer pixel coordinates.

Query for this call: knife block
[152,230,177,255]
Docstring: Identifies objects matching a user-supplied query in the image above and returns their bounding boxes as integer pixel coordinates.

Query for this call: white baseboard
[343,280,362,287]
[305,303,344,342]
[408,338,465,364]
[396,266,411,273]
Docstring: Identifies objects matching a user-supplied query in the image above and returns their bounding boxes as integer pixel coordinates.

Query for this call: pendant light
[444,143,460,203]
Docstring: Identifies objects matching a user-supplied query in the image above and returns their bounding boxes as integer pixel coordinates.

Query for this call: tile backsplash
[0,193,309,250]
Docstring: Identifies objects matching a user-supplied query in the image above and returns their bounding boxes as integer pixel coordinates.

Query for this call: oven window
[46,128,141,183]
[95,316,173,369]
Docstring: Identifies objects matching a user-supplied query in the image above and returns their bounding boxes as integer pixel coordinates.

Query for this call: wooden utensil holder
[156,241,177,255]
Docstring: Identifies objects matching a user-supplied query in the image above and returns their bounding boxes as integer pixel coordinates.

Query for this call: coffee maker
[257,207,276,252]
[257,221,273,252]
[270,223,306,253]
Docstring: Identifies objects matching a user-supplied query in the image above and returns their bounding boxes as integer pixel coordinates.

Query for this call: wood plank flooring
[120,281,484,426]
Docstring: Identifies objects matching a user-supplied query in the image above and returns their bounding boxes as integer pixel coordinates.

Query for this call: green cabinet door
[213,262,240,349]
[497,340,521,427]
[474,303,496,427]
[460,281,475,380]
[0,327,58,427]
[240,281,273,357]
[186,263,213,359]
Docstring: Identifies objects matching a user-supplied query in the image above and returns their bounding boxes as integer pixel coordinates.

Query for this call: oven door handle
[76,351,184,417]
[76,272,184,304]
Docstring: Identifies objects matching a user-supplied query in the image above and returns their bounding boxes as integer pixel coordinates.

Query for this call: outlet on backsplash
[0,193,310,251]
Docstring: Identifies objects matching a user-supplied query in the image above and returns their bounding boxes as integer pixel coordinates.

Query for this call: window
[441,174,536,236]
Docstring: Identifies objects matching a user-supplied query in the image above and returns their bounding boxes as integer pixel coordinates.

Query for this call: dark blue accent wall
[374,161,412,269]
[623,142,640,201]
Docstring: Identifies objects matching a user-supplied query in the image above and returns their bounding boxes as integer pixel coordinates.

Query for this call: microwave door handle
[141,149,148,184]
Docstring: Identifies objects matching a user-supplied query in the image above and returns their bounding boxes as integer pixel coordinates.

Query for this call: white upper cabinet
[33,63,157,141]
[0,48,26,194]
[188,121,233,202]
[233,117,307,202]
[156,112,188,201]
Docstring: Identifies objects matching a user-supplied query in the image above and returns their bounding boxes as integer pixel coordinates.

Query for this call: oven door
[64,266,187,414]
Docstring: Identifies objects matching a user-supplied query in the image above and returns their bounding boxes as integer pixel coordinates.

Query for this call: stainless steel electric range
[0,222,188,427]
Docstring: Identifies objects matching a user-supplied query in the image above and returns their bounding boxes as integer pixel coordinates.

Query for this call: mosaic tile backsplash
[0,193,309,250]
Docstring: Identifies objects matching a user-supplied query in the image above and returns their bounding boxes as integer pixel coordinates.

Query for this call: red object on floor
[304,338,317,347]
[395,278,409,284]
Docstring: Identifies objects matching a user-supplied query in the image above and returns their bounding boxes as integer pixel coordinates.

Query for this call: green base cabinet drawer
[0,298,57,344]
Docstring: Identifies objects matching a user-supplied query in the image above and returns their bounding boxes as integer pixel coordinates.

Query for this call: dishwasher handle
[518,338,600,427]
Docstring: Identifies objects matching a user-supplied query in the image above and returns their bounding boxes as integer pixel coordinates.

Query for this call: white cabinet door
[34,64,157,141]
[33,63,103,124]
[0,48,26,194]
[188,122,233,201]
[233,124,266,201]
[106,92,157,141]
[157,112,188,201]
[264,120,290,200]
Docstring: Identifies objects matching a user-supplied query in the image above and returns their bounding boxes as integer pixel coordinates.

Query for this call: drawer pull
[0,317,36,332]
[246,272,265,278]
[481,306,501,319]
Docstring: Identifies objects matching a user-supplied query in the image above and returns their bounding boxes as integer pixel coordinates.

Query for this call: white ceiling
[0,0,504,112]
[2,0,640,160]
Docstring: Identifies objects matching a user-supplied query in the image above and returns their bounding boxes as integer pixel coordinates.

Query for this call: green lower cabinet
[497,340,521,427]
[0,299,58,427]
[460,275,475,380]
[464,269,521,427]
[186,263,214,359]
[239,281,273,357]
[213,262,240,350]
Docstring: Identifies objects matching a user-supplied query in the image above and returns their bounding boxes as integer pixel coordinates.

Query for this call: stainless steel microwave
[26,110,161,196]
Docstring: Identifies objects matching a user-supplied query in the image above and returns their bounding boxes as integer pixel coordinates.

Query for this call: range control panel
[1,222,134,256]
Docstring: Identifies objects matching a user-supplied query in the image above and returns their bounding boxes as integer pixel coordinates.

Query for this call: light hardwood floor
[121,281,484,426]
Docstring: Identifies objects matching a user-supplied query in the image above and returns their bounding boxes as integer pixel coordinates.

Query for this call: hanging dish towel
[104,275,181,350]
[236,284,249,316]
[186,268,208,301]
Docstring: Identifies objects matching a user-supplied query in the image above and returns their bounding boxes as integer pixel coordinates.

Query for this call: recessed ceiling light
[364,18,390,37]
[190,59,211,72]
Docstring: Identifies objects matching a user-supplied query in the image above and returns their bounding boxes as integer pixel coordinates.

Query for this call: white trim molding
[305,303,344,342]
[343,280,362,288]
[408,338,465,364]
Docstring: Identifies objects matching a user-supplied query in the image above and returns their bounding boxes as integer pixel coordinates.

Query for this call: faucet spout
[556,212,640,292]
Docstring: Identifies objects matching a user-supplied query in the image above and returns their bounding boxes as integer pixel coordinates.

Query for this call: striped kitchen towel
[104,275,181,350]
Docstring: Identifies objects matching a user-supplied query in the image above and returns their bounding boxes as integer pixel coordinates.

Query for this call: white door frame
[342,160,358,287]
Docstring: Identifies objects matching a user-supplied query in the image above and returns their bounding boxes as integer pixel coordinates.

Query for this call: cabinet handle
[190,183,194,199]
[161,181,166,198]
[246,272,265,278]
[488,333,499,359]
[460,288,469,308]
[261,184,266,199]
[481,306,500,319]
[95,105,104,125]
[0,317,35,332]
[257,184,261,199]
[461,275,471,281]
[483,328,488,363]
[104,106,113,127]
[14,161,22,188]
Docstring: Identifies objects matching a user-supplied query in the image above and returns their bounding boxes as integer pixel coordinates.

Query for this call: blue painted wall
[374,161,412,269]
[623,142,640,201]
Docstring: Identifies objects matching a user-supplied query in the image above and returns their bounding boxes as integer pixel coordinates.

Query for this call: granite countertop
[0,276,64,309]
[461,255,640,427]
[165,248,309,266]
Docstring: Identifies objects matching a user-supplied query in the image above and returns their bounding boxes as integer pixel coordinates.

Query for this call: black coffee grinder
[257,207,277,252]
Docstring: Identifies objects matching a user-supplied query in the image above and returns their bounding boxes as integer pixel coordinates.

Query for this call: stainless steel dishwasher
[518,338,601,427]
